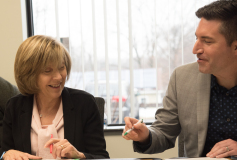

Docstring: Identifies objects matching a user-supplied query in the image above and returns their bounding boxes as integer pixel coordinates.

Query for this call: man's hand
[207,139,237,158]
[122,117,150,144]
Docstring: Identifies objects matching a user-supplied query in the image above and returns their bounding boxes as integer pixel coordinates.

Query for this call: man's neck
[215,74,237,90]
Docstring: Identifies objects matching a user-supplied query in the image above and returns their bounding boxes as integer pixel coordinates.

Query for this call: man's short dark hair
[196,0,237,46]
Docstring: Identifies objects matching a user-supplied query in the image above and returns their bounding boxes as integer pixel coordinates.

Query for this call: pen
[50,134,53,153]
[124,119,143,136]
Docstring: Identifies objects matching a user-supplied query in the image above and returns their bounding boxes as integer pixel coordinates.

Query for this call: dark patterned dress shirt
[202,75,237,156]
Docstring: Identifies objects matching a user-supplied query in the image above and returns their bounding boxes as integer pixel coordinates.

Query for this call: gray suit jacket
[134,62,211,157]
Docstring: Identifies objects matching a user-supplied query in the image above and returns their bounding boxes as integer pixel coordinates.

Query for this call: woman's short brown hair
[14,35,71,95]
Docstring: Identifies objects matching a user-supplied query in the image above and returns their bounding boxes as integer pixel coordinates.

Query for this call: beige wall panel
[0,0,23,85]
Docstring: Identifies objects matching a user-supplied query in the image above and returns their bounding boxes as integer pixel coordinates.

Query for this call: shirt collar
[211,74,218,89]
[211,74,237,95]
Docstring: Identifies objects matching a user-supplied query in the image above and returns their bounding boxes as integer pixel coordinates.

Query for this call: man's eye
[204,40,211,43]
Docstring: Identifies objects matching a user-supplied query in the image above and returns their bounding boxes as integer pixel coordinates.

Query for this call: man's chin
[198,66,210,74]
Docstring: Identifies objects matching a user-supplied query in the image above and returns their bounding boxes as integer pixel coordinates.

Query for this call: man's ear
[233,40,237,53]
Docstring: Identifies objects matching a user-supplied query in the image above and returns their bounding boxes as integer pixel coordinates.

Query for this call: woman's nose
[53,70,62,80]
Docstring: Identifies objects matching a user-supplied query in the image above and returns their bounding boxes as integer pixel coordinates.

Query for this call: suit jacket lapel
[197,73,211,156]
[62,88,76,145]
[20,95,34,154]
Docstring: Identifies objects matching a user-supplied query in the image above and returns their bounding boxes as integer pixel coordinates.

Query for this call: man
[122,0,237,158]
[0,77,20,148]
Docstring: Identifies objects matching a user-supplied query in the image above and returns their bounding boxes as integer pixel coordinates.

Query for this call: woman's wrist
[0,151,5,160]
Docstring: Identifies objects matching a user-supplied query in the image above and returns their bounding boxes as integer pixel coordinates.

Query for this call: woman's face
[37,62,67,100]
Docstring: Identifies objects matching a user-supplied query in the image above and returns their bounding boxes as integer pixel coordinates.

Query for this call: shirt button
[226,93,229,96]
[227,118,230,122]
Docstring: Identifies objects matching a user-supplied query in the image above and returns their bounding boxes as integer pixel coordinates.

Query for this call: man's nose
[193,40,204,55]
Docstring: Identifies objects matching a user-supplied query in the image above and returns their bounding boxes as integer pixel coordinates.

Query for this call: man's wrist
[138,130,151,145]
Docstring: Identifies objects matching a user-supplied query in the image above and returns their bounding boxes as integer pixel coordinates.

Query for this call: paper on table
[165,158,228,160]
[29,159,79,160]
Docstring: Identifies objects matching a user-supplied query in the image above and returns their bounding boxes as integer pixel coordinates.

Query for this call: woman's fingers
[3,150,41,160]
[25,153,42,159]
[50,139,69,158]
[44,138,61,148]
[61,142,73,157]
[45,138,83,159]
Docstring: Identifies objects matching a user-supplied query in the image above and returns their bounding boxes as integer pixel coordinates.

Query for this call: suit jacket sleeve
[134,67,181,154]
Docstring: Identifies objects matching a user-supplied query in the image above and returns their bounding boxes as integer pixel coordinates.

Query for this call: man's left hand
[207,139,237,158]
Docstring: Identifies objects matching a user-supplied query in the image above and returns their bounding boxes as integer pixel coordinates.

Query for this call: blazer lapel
[197,73,211,156]
[62,88,76,145]
[19,95,34,153]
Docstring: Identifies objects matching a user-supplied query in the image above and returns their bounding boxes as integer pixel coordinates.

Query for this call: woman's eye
[44,69,51,73]
[60,66,65,70]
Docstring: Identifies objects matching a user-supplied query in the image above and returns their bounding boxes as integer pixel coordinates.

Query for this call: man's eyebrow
[200,36,214,40]
[195,33,214,40]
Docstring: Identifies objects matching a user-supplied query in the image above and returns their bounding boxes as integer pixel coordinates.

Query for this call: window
[28,0,215,125]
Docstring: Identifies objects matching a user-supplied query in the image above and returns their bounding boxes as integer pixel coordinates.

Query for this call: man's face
[193,18,236,76]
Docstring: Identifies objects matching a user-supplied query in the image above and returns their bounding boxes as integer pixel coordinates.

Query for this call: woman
[1,35,109,159]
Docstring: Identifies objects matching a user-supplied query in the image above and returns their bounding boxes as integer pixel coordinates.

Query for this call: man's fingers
[207,139,235,157]
[122,132,132,140]
[124,117,133,128]
[124,117,139,128]
[133,121,145,130]
[215,148,235,158]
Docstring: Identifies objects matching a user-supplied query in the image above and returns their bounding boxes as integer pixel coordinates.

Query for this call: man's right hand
[122,117,150,144]
[3,150,42,160]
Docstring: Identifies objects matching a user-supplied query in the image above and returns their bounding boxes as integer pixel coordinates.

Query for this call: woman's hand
[44,138,86,159]
[3,150,42,160]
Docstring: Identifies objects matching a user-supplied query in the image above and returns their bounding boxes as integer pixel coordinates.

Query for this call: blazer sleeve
[134,68,181,154]
[1,99,16,154]
[80,96,109,159]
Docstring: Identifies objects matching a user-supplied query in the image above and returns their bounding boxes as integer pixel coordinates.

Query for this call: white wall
[0,0,178,158]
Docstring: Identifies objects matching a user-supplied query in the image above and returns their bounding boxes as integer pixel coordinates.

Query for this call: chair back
[95,97,105,125]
